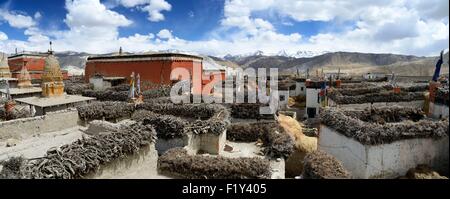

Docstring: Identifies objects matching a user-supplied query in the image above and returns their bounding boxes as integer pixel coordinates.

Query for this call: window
[317,93,320,103]
[301,87,304,91]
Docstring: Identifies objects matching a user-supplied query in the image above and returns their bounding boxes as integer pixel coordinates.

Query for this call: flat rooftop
[87,52,203,61]
[0,87,42,95]
[8,53,48,59]
[103,77,126,81]
[16,95,95,108]
[0,78,18,81]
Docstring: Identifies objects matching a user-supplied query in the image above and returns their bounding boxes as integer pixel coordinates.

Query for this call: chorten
[0,53,12,78]
[41,54,64,97]
[18,65,33,88]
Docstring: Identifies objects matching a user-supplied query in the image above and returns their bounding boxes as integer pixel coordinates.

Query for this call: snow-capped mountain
[223,50,329,59]
[292,50,330,58]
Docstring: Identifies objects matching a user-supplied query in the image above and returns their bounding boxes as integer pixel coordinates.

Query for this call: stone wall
[0,109,79,140]
[86,144,162,179]
[319,125,449,178]
[328,99,424,110]
[430,102,449,119]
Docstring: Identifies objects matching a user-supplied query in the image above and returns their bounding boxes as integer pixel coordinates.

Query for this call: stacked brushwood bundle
[158,148,271,179]
[321,107,449,145]
[142,85,171,99]
[143,97,172,104]
[106,84,130,92]
[328,90,424,104]
[82,89,129,101]
[336,87,384,96]
[131,109,159,122]
[77,101,135,121]
[227,122,294,159]
[65,83,93,95]
[135,103,231,136]
[226,122,269,142]
[342,107,425,124]
[0,157,24,179]
[330,83,428,105]
[302,150,351,179]
[0,123,156,179]
[0,106,31,121]
[132,110,188,139]
[401,85,429,92]
[137,103,223,119]
[382,84,429,92]
[339,82,375,89]
[137,102,231,136]
[80,84,131,101]
[262,124,294,159]
[230,103,273,119]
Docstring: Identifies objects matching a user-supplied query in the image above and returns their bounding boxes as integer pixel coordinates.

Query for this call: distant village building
[363,72,386,80]
[8,52,69,81]
[305,80,326,118]
[324,72,348,79]
[291,78,306,97]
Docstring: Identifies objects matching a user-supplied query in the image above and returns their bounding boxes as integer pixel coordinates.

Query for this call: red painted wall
[8,57,68,80]
[85,59,203,85]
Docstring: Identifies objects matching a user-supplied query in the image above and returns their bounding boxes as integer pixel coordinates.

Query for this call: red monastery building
[85,53,219,94]
[8,53,69,81]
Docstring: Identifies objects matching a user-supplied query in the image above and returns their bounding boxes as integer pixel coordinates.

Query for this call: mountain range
[222,51,449,76]
[52,50,449,76]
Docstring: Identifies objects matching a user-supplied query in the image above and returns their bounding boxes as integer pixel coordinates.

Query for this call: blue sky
[0,0,448,56]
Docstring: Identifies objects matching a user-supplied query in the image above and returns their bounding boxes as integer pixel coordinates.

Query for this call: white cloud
[217,0,449,56]
[0,31,7,41]
[34,12,42,20]
[115,0,171,22]
[141,0,172,22]
[40,0,132,53]
[0,9,36,28]
[157,29,173,39]
[118,0,148,7]
[64,0,132,28]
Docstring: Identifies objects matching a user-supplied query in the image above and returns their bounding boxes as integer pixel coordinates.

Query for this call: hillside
[224,51,449,76]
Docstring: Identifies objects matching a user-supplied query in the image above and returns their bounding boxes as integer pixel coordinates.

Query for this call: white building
[363,73,386,80]
[305,81,324,118]
[290,78,306,97]
[324,72,349,79]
